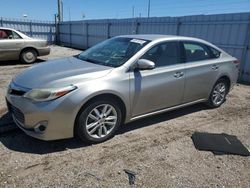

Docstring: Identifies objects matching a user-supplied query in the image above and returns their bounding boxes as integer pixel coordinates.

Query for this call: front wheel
[75,99,122,144]
[206,79,229,108]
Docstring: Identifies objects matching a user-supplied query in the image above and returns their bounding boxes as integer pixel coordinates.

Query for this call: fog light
[34,121,48,134]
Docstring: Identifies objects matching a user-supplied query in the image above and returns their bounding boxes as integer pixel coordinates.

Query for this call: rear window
[209,47,221,58]
[183,42,210,62]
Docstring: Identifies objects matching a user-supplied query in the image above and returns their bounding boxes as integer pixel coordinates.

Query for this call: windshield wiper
[77,56,98,64]
[77,55,117,68]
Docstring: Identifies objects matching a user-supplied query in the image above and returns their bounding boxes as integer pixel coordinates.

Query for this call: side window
[183,42,210,62]
[141,41,179,67]
[12,31,22,39]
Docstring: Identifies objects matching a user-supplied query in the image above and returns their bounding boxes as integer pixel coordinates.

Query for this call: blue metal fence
[59,12,250,83]
[0,17,56,44]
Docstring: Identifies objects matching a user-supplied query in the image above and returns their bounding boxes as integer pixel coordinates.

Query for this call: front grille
[6,101,25,124]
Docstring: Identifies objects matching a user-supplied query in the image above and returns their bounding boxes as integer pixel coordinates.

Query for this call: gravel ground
[0,45,249,187]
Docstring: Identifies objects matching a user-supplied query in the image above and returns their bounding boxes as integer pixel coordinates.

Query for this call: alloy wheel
[212,82,226,105]
[85,104,118,139]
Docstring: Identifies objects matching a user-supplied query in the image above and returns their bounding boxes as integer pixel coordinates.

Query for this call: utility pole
[57,0,63,22]
[68,7,71,21]
[132,6,135,19]
[61,1,64,21]
[54,14,58,44]
[147,0,151,18]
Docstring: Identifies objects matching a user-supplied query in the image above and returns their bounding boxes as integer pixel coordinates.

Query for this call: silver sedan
[0,27,50,63]
[6,35,239,143]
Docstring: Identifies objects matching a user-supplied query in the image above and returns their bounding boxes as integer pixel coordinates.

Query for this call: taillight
[233,60,240,68]
[233,60,240,65]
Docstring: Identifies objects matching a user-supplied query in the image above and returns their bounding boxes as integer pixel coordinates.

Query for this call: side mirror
[136,59,155,70]
[8,35,13,39]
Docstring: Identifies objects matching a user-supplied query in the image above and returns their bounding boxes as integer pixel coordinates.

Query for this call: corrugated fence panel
[59,22,71,46]
[71,21,86,49]
[58,12,250,83]
[0,18,56,43]
[110,19,134,37]
[88,20,109,46]
[138,17,178,35]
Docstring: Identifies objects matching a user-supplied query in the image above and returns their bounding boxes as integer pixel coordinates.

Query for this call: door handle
[212,64,219,70]
[174,71,184,78]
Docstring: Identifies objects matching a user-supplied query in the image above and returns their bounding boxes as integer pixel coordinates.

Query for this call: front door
[130,41,185,117]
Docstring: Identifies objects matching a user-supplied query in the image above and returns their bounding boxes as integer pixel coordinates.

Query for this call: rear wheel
[75,99,122,144]
[207,79,229,108]
[20,49,37,64]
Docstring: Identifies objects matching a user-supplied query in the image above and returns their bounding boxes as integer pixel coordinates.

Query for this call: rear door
[181,41,221,103]
[130,41,185,117]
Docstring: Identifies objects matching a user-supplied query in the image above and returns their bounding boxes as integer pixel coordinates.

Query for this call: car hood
[13,56,113,88]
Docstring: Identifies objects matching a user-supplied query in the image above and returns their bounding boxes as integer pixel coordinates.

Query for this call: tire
[75,99,122,144]
[206,78,229,108]
[20,49,37,64]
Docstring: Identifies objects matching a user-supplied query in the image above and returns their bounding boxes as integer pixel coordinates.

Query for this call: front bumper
[5,92,77,141]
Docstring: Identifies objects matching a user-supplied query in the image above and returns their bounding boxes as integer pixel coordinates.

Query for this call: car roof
[0,27,30,39]
[119,34,177,41]
[118,34,223,51]
[0,27,16,31]
[119,34,205,42]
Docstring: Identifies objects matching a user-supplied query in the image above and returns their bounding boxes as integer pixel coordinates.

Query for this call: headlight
[24,85,77,102]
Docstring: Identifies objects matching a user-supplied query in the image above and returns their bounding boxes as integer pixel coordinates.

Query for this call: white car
[0,27,50,63]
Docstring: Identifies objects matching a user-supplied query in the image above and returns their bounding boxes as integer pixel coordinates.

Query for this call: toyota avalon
[6,35,239,143]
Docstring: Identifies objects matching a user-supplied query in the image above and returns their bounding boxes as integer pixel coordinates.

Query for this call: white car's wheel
[20,49,37,64]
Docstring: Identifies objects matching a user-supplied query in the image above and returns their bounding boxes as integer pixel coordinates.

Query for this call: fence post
[176,18,181,36]
[69,22,72,47]
[82,21,85,49]
[86,22,89,48]
[135,19,140,34]
[29,21,33,37]
[131,18,137,34]
[54,14,59,45]
[107,21,111,39]
[239,17,250,81]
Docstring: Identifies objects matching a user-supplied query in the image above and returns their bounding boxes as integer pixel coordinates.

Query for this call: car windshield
[77,37,149,67]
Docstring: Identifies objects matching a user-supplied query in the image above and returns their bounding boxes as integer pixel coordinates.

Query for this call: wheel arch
[73,93,127,135]
[19,46,39,58]
[218,75,231,92]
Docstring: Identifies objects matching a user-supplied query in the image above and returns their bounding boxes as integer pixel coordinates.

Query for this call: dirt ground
[0,46,249,188]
